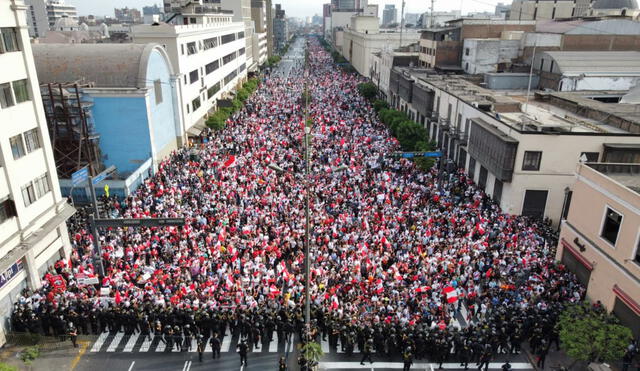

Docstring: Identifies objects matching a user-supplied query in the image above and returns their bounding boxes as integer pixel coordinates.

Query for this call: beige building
[509,0,591,20]
[557,162,640,337]
[341,15,421,78]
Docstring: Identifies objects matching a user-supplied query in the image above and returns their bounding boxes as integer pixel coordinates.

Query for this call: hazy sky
[67,0,505,18]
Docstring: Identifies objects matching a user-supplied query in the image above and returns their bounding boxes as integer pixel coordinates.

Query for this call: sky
[66,0,505,19]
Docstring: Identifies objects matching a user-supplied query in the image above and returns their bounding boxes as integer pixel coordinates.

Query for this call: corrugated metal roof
[32,43,167,89]
[542,51,640,75]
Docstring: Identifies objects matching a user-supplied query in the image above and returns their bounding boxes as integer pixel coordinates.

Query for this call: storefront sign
[0,260,24,290]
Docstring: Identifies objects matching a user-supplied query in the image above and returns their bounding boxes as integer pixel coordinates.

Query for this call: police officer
[68,322,78,348]
[360,338,373,365]
[237,339,249,366]
[210,332,221,359]
[196,334,205,362]
[278,356,287,371]
[402,346,413,371]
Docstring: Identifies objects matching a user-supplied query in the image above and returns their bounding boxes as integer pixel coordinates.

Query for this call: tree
[559,302,633,363]
[206,112,227,131]
[357,82,378,101]
[0,363,18,371]
[298,341,324,369]
[396,121,428,151]
[373,99,389,112]
[414,141,436,171]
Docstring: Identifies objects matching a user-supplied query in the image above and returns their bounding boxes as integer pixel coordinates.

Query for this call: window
[238,63,246,72]
[601,207,622,246]
[634,236,640,265]
[203,37,218,50]
[205,60,219,75]
[186,104,190,113]
[223,52,236,65]
[189,69,199,84]
[154,79,163,104]
[21,182,36,207]
[34,173,50,198]
[187,41,197,55]
[0,199,17,223]
[0,28,19,53]
[221,33,236,44]
[181,44,185,55]
[238,47,245,55]
[12,79,29,103]
[10,134,25,159]
[522,151,542,171]
[0,82,14,108]
[580,152,599,162]
[237,31,245,39]
[23,128,40,153]
[192,97,201,111]
[465,48,469,56]
[207,83,220,99]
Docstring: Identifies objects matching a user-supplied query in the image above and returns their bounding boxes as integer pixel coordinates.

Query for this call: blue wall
[91,96,151,176]
[146,50,178,158]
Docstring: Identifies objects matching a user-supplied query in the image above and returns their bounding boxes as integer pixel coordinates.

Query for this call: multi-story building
[420,10,461,28]
[388,71,640,225]
[273,4,288,52]
[133,3,247,141]
[24,0,77,38]
[418,27,461,69]
[557,162,640,337]
[342,15,421,78]
[382,4,397,26]
[250,0,270,65]
[218,0,255,72]
[114,7,142,24]
[509,0,592,20]
[265,0,274,57]
[32,43,181,198]
[370,45,420,101]
[0,0,74,342]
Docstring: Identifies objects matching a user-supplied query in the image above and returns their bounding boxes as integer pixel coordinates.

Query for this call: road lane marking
[155,339,166,352]
[123,333,139,352]
[269,332,279,353]
[221,330,232,352]
[90,331,109,352]
[70,340,89,370]
[127,361,135,371]
[106,331,124,352]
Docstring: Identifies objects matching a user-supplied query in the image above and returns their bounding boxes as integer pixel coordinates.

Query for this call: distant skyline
[66,0,505,19]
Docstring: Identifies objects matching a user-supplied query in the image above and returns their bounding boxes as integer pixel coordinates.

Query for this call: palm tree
[298,341,324,370]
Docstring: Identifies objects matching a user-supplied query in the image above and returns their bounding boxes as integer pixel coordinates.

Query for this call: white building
[420,10,461,28]
[24,0,77,38]
[342,15,421,78]
[218,0,256,72]
[534,51,640,91]
[132,7,247,142]
[0,0,74,341]
[391,71,640,225]
[461,38,521,74]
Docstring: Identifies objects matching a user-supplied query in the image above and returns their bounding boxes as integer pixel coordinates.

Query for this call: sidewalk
[0,339,88,371]
[522,343,590,371]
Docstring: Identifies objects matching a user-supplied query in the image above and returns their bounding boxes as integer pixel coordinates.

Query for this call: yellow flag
[104,184,110,198]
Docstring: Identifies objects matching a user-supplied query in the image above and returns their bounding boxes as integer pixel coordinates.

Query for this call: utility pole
[430,0,435,28]
[399,0,406,48]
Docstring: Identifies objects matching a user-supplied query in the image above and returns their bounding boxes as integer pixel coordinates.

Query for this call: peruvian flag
[115,290,122,305]
[223,155,236,168]
[330,295,339,310]
[443,286,458,303]
[415,286,432,293]
[269,285,281,295]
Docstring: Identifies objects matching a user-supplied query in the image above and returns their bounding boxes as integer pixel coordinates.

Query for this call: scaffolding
[40,83,104,179]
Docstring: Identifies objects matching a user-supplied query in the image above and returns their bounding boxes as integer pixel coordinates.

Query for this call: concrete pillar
[23,250,42,291]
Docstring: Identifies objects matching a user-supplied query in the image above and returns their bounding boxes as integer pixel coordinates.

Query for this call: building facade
[382,4,397,26]
[32,43,181,199]
[509,0,592,20]
[220,0,256,72]
[342,16,421,78]
[462,38,521,74]
[133,7,247,141]
[24,0,77,38]
[0,0,74,342]
[557,162,640,337]
[273,4,288,52]
[388,72,640,225]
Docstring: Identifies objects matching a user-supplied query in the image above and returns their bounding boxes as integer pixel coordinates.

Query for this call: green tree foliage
[206,78,260,131]
[0,363,18,371]
[357,82,378,101]
[298,341,324,366]
[373,99,389,112]
[267,55,281,67]
[396,121,428,151]
[559,302,633,363]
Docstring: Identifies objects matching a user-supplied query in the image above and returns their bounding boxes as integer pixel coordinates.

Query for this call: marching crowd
[11,37,586,369]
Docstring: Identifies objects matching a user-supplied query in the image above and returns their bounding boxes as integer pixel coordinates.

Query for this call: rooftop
[409,73,640,135]
[540,51,640,76]
[586,163,640,194]
[32,43,168,89]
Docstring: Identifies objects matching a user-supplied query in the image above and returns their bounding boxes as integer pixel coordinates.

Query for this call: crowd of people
[11,37,586,369]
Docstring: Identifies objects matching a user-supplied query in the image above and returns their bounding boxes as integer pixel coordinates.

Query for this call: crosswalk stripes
[321,338,330,353]
[123,332,139,352]
[90,331,109,352]
[139,335,153,352]
[106,331,124,352]
[269,333,279,353]
[155,337,166,352]
[220,330,232,352]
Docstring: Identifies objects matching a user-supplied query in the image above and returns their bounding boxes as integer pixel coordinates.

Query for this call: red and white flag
[223,155,236,168]
[269,285,281,295]
[443,286,458,303]
[415,286,431,293]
